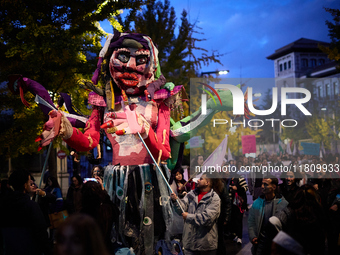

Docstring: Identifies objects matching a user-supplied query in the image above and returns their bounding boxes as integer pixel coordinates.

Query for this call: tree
[0,0,145,174]
[305,116,335,149]
[319,7,340,70]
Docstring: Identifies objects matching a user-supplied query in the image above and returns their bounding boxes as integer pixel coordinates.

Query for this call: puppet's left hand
[101,102,149,136]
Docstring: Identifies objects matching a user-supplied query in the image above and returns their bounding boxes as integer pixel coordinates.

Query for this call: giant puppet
[8,31,239,253]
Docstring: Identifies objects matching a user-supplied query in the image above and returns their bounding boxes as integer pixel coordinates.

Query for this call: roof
[266,38,330,60]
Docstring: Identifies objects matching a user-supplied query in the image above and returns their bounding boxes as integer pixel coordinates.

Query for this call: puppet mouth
[118,73,139,87]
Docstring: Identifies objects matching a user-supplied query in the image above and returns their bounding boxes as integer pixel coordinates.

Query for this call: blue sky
[100,0,339,99]
[171,0,338,78]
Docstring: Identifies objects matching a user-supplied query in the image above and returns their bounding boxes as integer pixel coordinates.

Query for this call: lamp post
[200,70,229,77]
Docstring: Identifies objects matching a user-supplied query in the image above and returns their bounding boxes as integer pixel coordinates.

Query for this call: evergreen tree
[0,0,145,174]
[320,7,340,70]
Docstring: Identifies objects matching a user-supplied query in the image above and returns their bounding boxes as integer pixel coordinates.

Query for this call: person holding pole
[171,174,221,255]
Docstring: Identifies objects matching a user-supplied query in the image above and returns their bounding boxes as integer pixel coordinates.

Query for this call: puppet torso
[104,97,158,165]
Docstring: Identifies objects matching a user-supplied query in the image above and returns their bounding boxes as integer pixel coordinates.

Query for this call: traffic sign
[57,150,67,159]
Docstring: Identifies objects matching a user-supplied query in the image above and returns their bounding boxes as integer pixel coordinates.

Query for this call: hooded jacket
[173,189,221,251]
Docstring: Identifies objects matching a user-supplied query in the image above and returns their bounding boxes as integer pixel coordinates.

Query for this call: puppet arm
[61,106,102,152]
[143,102,171,162]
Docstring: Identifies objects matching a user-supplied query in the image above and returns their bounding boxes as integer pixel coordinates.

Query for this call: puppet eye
[116,186,124,200]
[136,56,148,65]
[145,183,153,193]
[143,217,152,226]
[117,52,130,63]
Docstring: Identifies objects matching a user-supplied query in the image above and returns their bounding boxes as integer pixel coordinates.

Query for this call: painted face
[175,172,183,182]
[56,225,84,255]
[109,47,153,95]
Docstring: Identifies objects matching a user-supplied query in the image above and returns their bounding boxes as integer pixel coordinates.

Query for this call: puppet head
[105,32,160,96]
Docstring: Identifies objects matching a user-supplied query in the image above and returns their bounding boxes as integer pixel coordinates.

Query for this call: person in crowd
[168,168,191,237]
[55,213,110,255]
[91,165,104,179]
[212,178,231,255]
[0,179,11,198]
[262,185,326,255]
[228,173,248,244]
[81,181,119,251]
[298,162,309,186]
[169,168,191,198]
[0,169,50,255]
[190,155,204,172]
[309,163,340,253]
[91,165,104,189]
[236,161,243,171]
[248,175,288,255]
[248,159,263,201]
[65,175,83,214]
[29,175,57,231]
[270,154,283,168]
[171,174,221,255]
[279,171,300,203]
[45,176,64,213]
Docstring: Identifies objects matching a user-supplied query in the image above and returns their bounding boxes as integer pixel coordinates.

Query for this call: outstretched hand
[101,102,147,136]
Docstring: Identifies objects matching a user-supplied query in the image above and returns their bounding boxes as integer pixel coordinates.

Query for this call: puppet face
[109,47,153,95]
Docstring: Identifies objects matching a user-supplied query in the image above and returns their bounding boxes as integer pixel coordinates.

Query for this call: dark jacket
[0,192,50,255]
[65,185,82,214]
[248,194,288,242]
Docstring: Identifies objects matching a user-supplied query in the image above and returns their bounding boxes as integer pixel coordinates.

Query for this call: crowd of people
[1,152,340,255]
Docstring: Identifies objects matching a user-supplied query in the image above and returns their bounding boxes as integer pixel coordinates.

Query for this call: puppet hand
[35,110,63,151]
[163,82,175,91]
[101,102,147,136]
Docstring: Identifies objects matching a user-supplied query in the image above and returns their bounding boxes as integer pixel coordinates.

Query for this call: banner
[242,135,256,154]
[192,136,228,181]
[301,142,320,156]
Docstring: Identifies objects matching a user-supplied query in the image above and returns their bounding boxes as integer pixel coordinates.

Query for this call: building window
[326,84,330,99]
[318,86,323,98]
[279,64,283,72]
[318,59,325,66]
[313,87,317,98]
[302,59,308,68]
[310,59,316,67]
[288,61,291,69]
[334,82,339,98]
[284,62,287,70]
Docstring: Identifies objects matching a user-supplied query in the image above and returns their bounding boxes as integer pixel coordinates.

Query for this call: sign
[185,136,205,149]
[301,142,320,156]
[57,150,67,159]
[242,135,256,154]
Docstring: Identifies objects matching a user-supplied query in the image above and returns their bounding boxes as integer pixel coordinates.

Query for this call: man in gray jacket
[171,174,221,255]
[248,175,288,255]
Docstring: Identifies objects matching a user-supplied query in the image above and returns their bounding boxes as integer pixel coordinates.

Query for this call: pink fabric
[88,92,106,107]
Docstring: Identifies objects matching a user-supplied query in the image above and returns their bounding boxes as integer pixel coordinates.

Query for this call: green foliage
[306,116,335,149]
[0,0,145,158]
[320,7,340,70]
